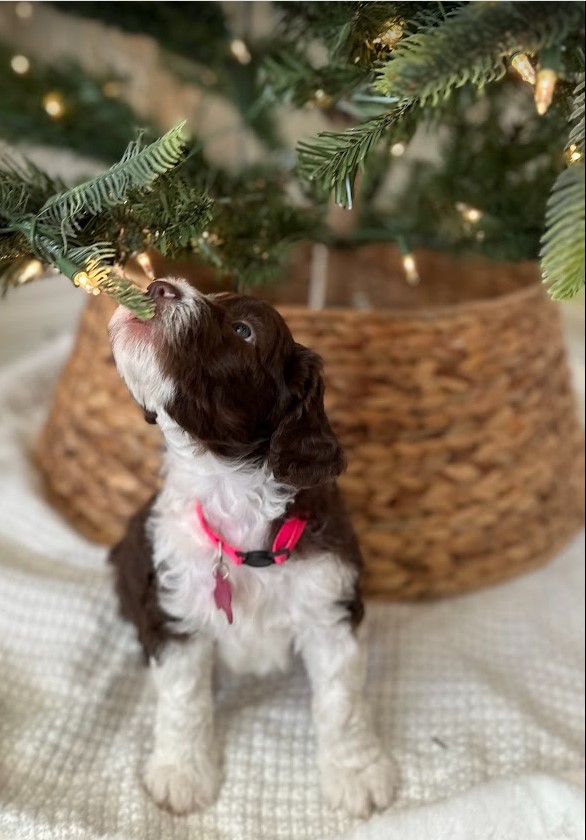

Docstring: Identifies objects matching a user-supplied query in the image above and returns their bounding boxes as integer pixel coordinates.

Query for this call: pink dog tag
[213,553,233,624]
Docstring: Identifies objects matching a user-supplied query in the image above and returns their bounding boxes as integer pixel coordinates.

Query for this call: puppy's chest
[152,503,306,671]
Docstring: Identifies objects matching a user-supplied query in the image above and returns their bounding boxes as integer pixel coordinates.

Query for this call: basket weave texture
[37,246,585,600]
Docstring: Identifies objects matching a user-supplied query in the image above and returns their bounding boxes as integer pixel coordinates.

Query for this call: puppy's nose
[147,280,182,301]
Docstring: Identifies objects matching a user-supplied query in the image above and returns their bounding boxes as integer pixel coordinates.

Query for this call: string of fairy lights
[3,5,583,298]
[9,53,110,123]
[3,1,245,298]
[511,50,558,116]
[303,17,583,286]
[510,50,583,169]
[4,6,422,293]
[393,40,584,284]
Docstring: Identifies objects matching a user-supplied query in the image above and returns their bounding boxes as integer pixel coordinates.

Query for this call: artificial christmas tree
[1,1,584,300]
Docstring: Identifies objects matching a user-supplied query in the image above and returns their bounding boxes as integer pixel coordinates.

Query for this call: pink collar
[194,502,307,568]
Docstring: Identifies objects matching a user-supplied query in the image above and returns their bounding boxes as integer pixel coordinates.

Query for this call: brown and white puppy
[108,278,395,817]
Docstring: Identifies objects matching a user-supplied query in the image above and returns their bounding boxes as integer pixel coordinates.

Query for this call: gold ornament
[510,53,536,85]
[402,252,420,286]
[534,68,557,115]
[42,91,65,119]
[10,54,30,75]
[229,39,252,65]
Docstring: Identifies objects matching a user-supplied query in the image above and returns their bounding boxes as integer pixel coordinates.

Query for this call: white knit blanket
[0,336,584,840]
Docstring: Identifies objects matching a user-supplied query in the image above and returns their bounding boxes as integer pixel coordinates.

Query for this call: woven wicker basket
[37,245,585,599]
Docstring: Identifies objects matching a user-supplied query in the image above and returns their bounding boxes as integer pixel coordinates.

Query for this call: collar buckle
[238,548,291,567]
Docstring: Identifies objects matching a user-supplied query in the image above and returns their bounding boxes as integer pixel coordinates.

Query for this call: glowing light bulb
[402,253,420,286]
[313,88,332,109]
[230,39,251,65]
[456,202,483,223]
[390,142,406,157]
[18,259,43,284]
[42,92,65,119]
[73,271,101,295]
[511,53,536,85]
[534,68,557,115]
[568,144,582,163]
[10,54,30,75]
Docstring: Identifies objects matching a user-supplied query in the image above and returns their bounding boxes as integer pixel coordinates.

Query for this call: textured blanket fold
[0,336,583,840]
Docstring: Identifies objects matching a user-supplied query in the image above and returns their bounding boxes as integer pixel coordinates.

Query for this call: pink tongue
[213,571,233,624]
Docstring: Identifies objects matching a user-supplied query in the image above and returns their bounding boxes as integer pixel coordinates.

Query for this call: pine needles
[376,2,584,105]
[298,3,585,205]
[568,78,585,154]
[541,163,585,299]
[298,112,405,206]
[38,123,187,235]
[1,124,192,317]
[541,77,585,299]
[2,2,585,304]
[295,1,585,297]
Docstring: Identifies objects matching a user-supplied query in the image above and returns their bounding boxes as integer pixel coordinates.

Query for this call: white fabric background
[0,335,584,840]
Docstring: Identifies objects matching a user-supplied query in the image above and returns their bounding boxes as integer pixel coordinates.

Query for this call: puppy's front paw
[144,755,221,815]
[320,752,397,819]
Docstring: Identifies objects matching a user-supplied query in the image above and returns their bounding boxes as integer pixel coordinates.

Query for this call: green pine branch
[298,111,406,206]
[0,157,64,219]
[262,49,368,108]
[38,123,187,236]
[274,2,399,61]
[376,2,585,105]
[181,163,323,288]
[83,167,213,262]
[541,76,586,300]
[266,2,453,109]
[1,124,195,317]
[540,163,585,299]
[299,3,584,210]
[273,2,454,65]
[568,77,585,154]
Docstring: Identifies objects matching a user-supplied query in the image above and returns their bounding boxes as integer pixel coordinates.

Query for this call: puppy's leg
[143,637,221,814]
[299,622,396,818]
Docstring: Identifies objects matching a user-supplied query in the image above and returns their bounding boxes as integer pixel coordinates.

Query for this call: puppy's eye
[233,322,253,341]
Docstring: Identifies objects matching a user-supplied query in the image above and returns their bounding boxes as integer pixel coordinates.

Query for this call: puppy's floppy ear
[269,344,345,488]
